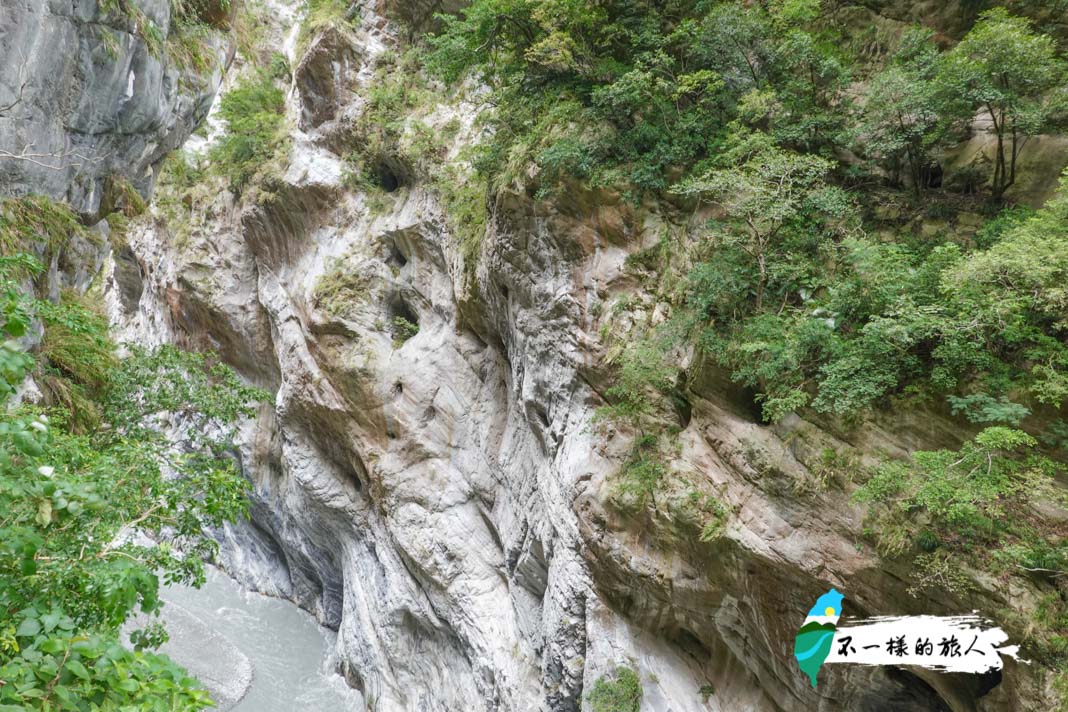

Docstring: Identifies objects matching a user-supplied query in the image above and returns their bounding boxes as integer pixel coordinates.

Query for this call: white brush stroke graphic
[825,614,1021,673]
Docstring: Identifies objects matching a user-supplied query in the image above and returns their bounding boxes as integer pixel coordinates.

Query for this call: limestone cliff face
[97,3,1055,712]
[0,0,231,216]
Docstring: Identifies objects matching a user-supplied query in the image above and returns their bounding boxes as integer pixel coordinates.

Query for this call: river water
[144,567,364,711]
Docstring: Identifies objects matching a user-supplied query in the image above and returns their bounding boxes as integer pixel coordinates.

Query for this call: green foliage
[944,175,1068,406]
[681,167,1068,423]
[594,337,678,511]
[99,0,230,71]
[935,8,1066,199]
[391,316,419,345]
[37,295,118,433]
[39,297,116,396]
[103,345,267,440]
[426,2,1065,204]
[432,160,489,270]
[855,427,1061,556]
[152,150,208,249]
[588,666,642,712]
[947,393,1030,426]
[173,0,233,29]
[337,48,491,274]
[676,134,854,313]
[907,551,976,598]
[269,51,291,81]
[765,26,850,153]
[0,196,86,258]
[0,256,264,709]
[210,70,287,192]
[596,338,676,428]
[101,175,148,219]
[612,433,667,511]
[697,495,729,542]
[426,0,756,194]
[856,28,945,196]
[298,0,354,53]
[313,261,371,318]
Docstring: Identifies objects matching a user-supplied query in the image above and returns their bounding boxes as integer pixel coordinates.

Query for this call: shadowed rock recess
[5,0,1066,710]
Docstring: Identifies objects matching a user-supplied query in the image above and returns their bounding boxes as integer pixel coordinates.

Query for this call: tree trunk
[756,251,766,312]
[988,105,1007,201]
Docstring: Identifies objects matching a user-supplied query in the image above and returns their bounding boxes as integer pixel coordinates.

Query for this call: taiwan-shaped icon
[794,588,844,688]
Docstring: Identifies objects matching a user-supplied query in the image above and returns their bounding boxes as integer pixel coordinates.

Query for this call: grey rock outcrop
[0,0,231,216]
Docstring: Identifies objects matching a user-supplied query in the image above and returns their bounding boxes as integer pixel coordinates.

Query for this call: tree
[693,2,773,90]
[855,427,1061,556]
[767,28,852,154]
[936,8,1065,200]
[857,28,945,196]
[943,171,1068,406]
[675,134,852,312]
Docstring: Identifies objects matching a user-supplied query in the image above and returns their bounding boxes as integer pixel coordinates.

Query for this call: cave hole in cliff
[387,293,419,327]
[671,373,692,428]
[372,155,410,193]
[533,403,550,429]
[387,241,408,269]
[879,667,953,711]
[924,161,944,189]
[975,668,1002,698]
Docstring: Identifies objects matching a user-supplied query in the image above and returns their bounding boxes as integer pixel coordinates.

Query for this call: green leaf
[5,315,26,337]
[40,638,65,654]
[14,431,43,456]
[64,659,90,680]
[16,618,40,637]
[35,499,52,527]
[41,611,61,632]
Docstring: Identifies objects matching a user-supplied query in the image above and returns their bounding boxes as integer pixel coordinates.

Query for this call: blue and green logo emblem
[793,588,843,687]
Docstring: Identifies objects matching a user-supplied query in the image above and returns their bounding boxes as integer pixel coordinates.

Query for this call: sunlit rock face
[0,0,231,216]
[100,2,1052,711]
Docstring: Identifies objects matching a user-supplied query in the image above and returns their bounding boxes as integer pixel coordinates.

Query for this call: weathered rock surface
[96,3,1058,712]
[0,0,231,216]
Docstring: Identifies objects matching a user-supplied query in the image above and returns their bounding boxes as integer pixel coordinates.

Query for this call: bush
[588,666,642,712]
[0,196,86,258]
[313,262,371,317]
[37,295,117,432]
[298,0,354,51]
[0,255,265,709]
[210,71,287,192]
[391,316,419,345]
[854,427,1062,556]
[174,0,233,29]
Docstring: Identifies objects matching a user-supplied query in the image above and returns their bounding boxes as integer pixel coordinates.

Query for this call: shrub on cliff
[588,666,642,712]
[0,255,265,709]
[210,70,287,193]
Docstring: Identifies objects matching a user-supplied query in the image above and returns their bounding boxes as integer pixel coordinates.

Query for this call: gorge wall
[2,0,1064,711]
[0,0,232,216]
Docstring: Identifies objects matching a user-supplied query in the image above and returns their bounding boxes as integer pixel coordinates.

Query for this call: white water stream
[144,568,364,711]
